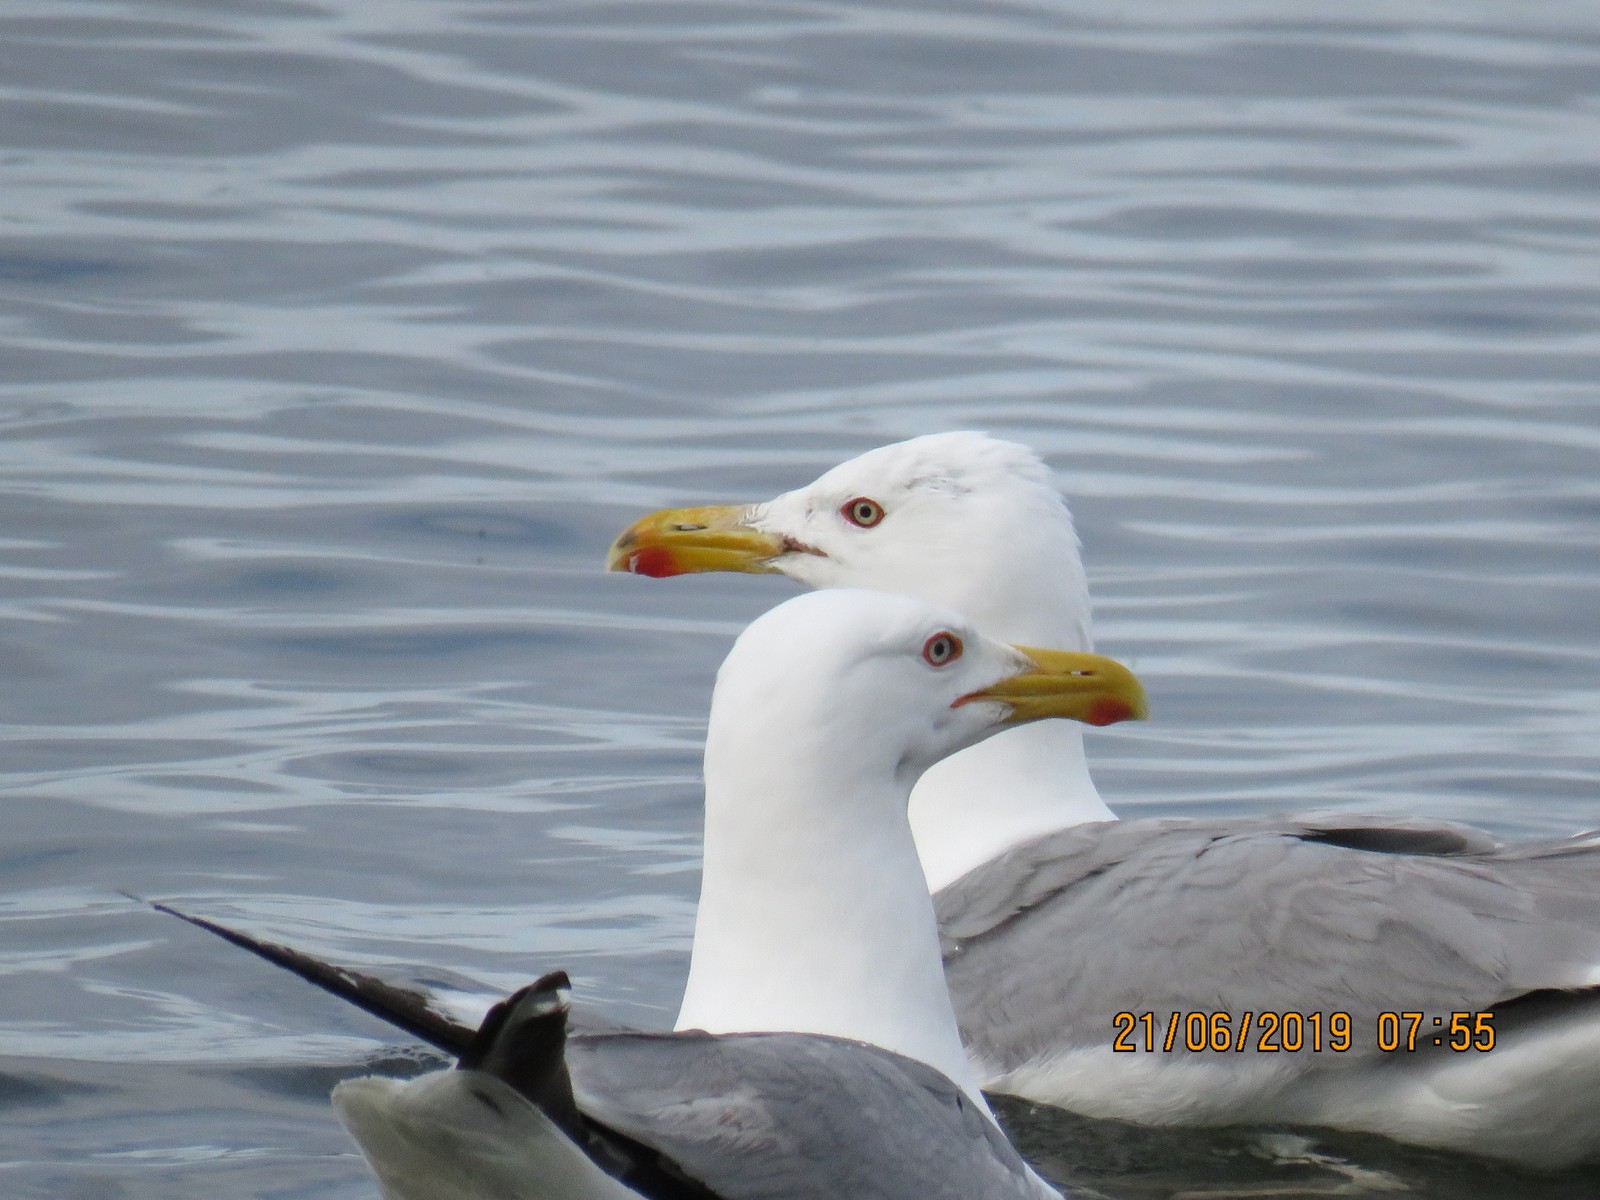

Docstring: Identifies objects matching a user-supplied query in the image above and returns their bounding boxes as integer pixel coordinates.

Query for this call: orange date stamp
[1112,1010,1497,1053]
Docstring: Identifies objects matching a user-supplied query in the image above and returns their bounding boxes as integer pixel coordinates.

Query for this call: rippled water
[5,1,1600,1196]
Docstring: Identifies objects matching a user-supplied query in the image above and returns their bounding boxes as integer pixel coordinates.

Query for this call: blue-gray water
[4,2,1600,1196]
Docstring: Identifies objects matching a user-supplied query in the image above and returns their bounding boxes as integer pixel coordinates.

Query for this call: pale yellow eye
[840,497,884,528]
[921,632,962,667]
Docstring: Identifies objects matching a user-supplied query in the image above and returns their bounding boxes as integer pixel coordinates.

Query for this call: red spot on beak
[628,547,683,578]
[1084,697,1135,727]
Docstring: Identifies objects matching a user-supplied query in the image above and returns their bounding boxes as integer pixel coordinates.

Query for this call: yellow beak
[606,504,794,578]
[957,646,1149,727]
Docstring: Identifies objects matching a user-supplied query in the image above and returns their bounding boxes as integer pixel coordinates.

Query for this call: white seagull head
[609,433,1124,887]
[608,431,1091,650]
[677,587,1144,1099]
[708,587,1140,793]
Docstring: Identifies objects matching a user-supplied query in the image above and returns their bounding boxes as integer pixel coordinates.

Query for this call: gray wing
[568,1030,1058,1200]
[935,814,1600,1070]
[149,902,1045,1200]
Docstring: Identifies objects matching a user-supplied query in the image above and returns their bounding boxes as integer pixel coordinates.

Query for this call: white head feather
[677,588,1074,1107]
[744,434,1114,888]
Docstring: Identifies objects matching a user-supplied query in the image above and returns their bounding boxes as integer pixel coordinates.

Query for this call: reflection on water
[3,1,1600,1196]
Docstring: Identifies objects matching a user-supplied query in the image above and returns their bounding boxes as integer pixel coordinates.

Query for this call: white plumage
[174,588,1147,1198]
[611,431,1600,1168]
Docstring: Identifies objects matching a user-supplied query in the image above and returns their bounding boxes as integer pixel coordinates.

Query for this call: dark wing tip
[1296,825,1487,857]
[142,896,477,1057]
[140,897,722,1200]
[461,971,585,1140]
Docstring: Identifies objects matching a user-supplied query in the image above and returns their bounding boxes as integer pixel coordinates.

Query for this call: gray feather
[568,1030,1058,1200]
[935,813,1600,1071]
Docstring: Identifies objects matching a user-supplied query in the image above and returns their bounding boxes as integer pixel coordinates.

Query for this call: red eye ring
[841,497,884,528]
[922,632,963,667]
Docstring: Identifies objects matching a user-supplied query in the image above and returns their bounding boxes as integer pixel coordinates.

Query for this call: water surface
[4,2,1600,1196]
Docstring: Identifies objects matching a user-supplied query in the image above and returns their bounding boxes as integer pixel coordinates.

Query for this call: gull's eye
[921,632,962,667]
[840,497,884,528]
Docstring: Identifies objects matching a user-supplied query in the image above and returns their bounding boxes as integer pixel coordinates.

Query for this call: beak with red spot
[958,646,1149,728]
[606,504,796,578]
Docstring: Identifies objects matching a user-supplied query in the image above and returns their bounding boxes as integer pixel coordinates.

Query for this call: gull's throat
[676,722,985,1108]
[913,721,1114,892]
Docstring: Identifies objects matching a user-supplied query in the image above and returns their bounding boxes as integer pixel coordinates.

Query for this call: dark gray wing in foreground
[145,900,479,1055]
[569,1029,1057,1200]
[150,901,1055,1200]
[935,814,1600,1069]
[148,901,719,1198]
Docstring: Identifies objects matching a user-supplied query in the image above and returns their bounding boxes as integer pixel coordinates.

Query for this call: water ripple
[4,1,1600,1195]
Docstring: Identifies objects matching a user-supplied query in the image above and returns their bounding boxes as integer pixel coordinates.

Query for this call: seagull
[608,431,1600,1169]
[158,588,1147,1198]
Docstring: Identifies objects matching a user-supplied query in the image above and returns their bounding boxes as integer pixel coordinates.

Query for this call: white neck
[675,720,987,1110]
[901,502,1116,891]
[911,721,1113,892]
